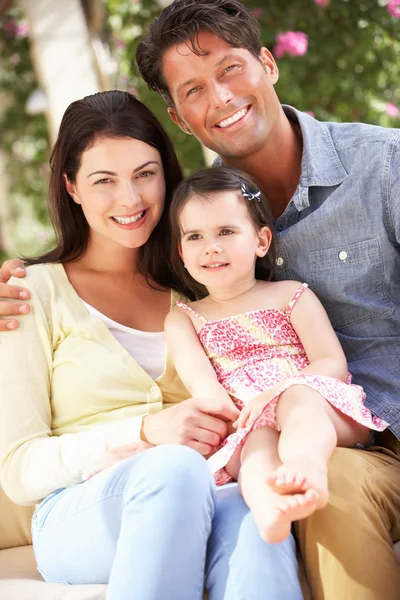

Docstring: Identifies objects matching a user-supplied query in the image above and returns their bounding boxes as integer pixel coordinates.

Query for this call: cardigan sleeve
[0,270,147,506]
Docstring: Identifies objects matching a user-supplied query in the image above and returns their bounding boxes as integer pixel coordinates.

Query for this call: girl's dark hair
[26,90,183,290]
[136,0,262,106]
[169,166,276,299]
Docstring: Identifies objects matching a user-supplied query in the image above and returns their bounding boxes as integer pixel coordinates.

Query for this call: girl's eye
[187,233,200,241]
[220,229,233,236]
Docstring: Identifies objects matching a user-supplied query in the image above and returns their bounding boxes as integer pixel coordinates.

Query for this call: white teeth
[113,211,145,224]
[217,107,248,129]
[204,263,226,268]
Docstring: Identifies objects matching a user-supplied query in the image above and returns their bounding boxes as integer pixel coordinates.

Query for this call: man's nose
[209,80,233,111]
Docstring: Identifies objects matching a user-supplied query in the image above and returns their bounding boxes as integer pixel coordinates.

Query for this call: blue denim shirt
[273,106,400,438]
[215,106,400,437]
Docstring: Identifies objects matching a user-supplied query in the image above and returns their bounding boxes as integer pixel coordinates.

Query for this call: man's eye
[187,86,200,97]
[224,64,240,74]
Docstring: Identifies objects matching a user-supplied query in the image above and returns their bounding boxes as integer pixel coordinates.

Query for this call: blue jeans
[32,445,302,600]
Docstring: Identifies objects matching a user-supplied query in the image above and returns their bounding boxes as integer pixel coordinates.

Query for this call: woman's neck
[75,237,140,276]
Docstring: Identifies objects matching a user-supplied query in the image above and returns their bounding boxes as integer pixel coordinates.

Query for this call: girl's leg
[32,445,216,600]
[238,427,318,544]
[270,385,369,503]
[206,481,304,600]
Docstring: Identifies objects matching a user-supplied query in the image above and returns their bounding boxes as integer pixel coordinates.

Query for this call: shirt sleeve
[0,274,145,506]
[387,136,400,245]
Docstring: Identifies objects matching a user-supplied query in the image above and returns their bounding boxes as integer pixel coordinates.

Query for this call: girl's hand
[233,380,291,429]
[233,397,265,429]
[83,441,153,480]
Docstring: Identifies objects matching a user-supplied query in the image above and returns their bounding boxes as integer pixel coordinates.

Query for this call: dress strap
[285,283,309,317]
[176,301,207,325]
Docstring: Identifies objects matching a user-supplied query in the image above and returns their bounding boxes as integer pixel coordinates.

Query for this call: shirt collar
[283,105,348,211]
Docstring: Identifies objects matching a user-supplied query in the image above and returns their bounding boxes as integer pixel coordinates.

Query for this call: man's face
[162,31,280,160]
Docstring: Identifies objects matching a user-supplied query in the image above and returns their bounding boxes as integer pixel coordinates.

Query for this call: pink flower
[273,32,308,59]
[314,0,329,6]
[251,8,263,18]
[386,103,399,117]
[387,0,400,19]
[15,22,29,38]
[115,39,127,50]
[305,111,315,117]
[2,19,29,38]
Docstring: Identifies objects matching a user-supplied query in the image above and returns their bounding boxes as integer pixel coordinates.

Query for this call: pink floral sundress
[177,283,388,485]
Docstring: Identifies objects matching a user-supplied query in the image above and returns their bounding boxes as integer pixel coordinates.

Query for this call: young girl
[165,166,388,545]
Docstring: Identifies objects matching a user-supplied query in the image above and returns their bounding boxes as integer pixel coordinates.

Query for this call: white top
[82,301,166,381]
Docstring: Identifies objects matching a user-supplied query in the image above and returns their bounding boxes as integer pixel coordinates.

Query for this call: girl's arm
[165,308,236,409]
[289,286,348,381]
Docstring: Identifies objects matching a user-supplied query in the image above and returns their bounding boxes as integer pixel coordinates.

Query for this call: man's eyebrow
[87,160,159,178]
[177,53,243,93]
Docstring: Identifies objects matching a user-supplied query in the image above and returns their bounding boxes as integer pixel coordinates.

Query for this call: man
[1,1,399,598]
[136,1,400,598]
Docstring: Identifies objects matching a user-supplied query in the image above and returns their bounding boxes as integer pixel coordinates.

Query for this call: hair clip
[237,178,262,203]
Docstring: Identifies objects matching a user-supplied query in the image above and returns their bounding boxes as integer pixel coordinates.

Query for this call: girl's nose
[204,240,222,254]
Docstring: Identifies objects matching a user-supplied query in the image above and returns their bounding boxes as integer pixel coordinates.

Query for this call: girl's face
[179,190,271,291]
[65,136,166,252]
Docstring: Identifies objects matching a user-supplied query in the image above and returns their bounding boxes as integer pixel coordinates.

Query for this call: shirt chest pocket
[309,238,393,331]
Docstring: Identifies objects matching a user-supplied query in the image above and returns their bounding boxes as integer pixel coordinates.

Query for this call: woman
[0,90,303,600]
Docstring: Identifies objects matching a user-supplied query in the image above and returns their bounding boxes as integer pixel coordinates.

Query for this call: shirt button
[150,386,158,395]
[339,251,348,261]
[275,257,284,266]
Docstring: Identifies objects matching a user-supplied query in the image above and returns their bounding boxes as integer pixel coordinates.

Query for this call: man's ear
[256,226,273,257]
[167,107,193,135]
[63,174,80,204]
[259,48,279,85]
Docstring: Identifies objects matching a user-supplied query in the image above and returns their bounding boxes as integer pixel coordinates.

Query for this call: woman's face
[65,136,166,251]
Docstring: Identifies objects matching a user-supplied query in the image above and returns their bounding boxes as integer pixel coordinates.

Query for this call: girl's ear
[256,226,273,257]
[63,173,80,204]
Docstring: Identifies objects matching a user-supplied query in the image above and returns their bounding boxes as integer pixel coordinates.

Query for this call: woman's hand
[83,441,153,480]
[0,259,30,330]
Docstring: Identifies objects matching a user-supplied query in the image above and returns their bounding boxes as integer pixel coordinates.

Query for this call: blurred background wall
[0,0,399,260]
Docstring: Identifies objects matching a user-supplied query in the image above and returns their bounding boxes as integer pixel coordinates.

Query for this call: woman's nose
[118,182,141,206]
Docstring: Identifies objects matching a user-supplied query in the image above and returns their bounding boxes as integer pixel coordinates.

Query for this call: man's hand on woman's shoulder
[0,258,30,330]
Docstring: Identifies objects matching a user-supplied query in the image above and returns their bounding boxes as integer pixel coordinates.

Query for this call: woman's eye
[95,178,112,185]
[137,170,154,179]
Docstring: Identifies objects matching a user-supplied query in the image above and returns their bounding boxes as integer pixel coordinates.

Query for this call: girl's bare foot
[265,457,329,510]
[250,485,319,544]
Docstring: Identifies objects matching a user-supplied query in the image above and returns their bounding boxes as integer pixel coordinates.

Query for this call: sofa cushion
[0,546,106,600]
[0,487,33,549]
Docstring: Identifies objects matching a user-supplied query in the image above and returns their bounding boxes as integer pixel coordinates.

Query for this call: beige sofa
[1,484,398,600]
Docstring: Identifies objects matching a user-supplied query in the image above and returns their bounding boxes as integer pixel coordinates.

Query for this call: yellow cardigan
[0,263,189,506]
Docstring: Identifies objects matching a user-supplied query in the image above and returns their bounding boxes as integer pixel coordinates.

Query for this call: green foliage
[0,4,52,256]
[247,0,400,125]
[0,0,399,257]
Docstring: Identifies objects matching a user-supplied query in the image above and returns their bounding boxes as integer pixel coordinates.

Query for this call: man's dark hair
[136,0,262,106]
